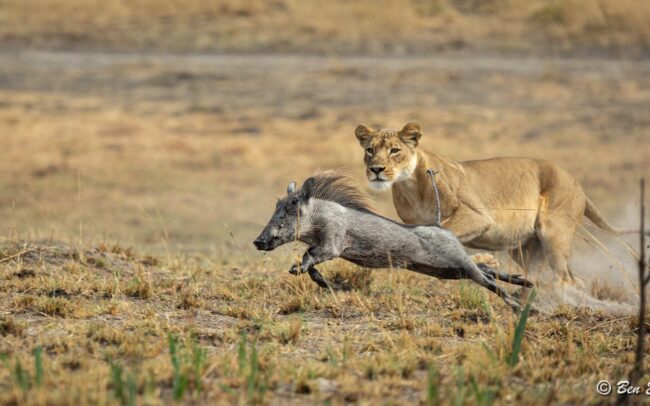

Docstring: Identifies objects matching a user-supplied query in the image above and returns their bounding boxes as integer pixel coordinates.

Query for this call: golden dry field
[1,1,650,405]
[1,0,650,54]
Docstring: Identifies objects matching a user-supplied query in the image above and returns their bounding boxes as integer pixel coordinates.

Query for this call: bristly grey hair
[255,170,532,310]
[301,171,372,213]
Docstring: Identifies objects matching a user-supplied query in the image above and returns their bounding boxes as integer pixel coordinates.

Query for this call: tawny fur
[355,122,630,281]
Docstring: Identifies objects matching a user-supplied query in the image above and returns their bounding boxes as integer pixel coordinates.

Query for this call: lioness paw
[471,253,499,269]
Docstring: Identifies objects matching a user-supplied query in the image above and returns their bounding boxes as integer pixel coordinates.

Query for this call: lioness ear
[287,181,296,195]
[399,122,422,147]
[355,125,374,146]
[301,177,315,201]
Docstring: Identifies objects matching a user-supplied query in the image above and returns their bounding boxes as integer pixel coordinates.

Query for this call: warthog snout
[253,238,270,251]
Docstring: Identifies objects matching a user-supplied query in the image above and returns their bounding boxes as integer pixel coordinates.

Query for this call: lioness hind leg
[509,238,547,276]
[535,195,582,285]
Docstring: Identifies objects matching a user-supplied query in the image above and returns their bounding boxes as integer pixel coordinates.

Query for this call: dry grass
[0,0,649,53]
[0,240,645,404]
[531,0,650,48]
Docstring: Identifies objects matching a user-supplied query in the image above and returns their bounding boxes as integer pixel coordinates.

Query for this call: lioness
[355,122,631,280]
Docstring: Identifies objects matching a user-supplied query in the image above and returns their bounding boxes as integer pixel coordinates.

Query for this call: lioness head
[355,122,421,190]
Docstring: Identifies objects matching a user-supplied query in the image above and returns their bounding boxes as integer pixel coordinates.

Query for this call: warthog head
[253,178,314,251]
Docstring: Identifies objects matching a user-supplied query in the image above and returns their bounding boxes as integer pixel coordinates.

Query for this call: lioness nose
[370,166,385,175]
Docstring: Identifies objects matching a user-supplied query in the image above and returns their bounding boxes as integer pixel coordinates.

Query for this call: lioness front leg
[443,204,494,243]
[443,204,499,267]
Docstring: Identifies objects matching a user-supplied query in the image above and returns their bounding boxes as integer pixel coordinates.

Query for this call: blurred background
[0,0,648,261]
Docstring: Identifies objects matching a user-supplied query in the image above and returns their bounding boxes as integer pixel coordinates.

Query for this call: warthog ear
[399,122,422,147]
[301,177,315,201]
[287,181,296,195]
[355,125,374,146]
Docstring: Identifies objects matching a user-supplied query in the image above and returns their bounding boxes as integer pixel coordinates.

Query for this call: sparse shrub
[124,276,152,299]
[363,351,418,380]
[529,0,650,44]
[167,334,208,401]
[168,335,188,401]
[33,347,43,387]
[507,289,536,367]
[383,314,421,331]
[191,340,208,392]
[451,366,468,406]
[426,364,439,406]
[327,264,373,292]
[141,255,160,266]
[0,316,25,337]
[88,325,124,345]
[91,257,107,269]
[278,295,311,315]
[293,369,312,394]
[90,280,118,299]
[13,295,36,310]
[469,376,498,406]
[222,304,253,319]
[110,362,137,406]
[36,296,74,317]
[0,347,46,395]
[234,332,269,404]
[274,318,303,345]
[14,358,30,394]
[177,289,203,309]
[455,281,486,310]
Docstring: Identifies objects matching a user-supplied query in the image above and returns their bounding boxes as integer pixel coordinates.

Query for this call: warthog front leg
[288,263,330,288]
[288,246,337,288]
[307,266,330,288]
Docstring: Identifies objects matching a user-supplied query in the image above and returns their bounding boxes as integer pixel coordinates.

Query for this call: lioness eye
[390,148,401,154]
[366,147,374,154]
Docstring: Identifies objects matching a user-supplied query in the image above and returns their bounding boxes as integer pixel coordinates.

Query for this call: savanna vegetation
[0,240,643,404]
[0,0,649,54]
[1,0,649,404]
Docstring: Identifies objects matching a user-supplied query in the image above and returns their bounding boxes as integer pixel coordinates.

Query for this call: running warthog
[253,172,532,309]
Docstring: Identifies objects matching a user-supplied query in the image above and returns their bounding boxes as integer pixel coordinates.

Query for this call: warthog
[253,172,532,310]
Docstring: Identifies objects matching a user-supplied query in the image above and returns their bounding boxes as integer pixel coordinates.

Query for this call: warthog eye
[390,148,401,154]
[365,147,374,155]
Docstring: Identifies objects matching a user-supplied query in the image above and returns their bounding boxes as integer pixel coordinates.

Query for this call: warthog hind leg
[464,265,523,311]
[476,263,534,288]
